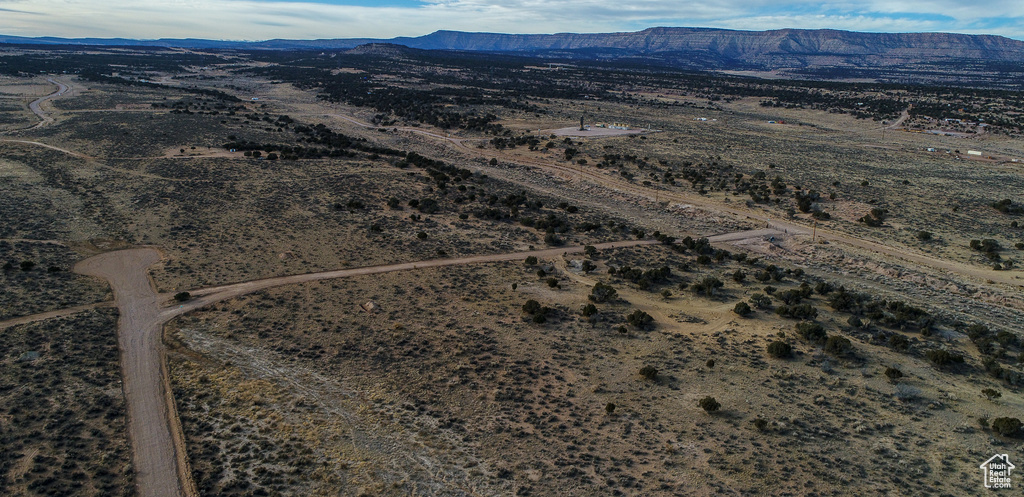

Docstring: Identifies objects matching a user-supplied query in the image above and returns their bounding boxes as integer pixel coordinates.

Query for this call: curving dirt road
[27,78,69,129]
[65,238,662,497]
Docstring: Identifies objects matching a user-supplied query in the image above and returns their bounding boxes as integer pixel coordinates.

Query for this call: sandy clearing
[547,126,650,137]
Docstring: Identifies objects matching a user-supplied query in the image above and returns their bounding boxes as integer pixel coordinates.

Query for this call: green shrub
[767,341,792,358]
[749,293,772,309]
[692,276,723,297]
[698,396,720,413]
[982,388,1002,400]
[733,301,752,316]
[589,282,618,303]
[926,349,964,367]
[173,292,192,302]
[627,309,654,329]
[888,334,910,352]
[794,321,826,343]
[825,336,853,356]
[639,365,658,380]
[776,303,818,319]
[991,417,1022,437]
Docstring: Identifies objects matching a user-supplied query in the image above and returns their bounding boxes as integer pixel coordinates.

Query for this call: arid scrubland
[1,45,1023,496]
[0,309,133,496]
[167,244,1021,495]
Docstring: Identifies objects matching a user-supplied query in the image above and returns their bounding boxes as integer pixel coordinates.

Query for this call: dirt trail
[164,239,660,318]
[0,238,67,246]
[0,139,93,159]
[27,78,69,129]
[886,106,912,130]
[64,238,664,497]
[0,301,114,330]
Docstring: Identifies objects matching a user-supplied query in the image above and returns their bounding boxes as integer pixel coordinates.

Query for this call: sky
[0,0,1022,41]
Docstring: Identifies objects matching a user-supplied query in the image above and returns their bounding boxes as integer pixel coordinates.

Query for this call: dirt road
[75,248,194,497]
[65,238,662,497]
[164,239,658,319]
[27,78,69,128]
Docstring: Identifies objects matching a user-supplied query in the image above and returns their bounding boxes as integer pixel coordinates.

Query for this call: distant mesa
[343,43,419,57]
[3,27,1024,71]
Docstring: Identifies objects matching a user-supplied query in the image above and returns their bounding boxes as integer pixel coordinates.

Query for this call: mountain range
[3,27,1024,75]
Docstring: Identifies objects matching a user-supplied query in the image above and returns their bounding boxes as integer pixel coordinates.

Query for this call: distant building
[967,150,983,156]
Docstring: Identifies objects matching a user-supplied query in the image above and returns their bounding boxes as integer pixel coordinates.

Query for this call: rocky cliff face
[397,27,1024,67]
[5,27,1022,71]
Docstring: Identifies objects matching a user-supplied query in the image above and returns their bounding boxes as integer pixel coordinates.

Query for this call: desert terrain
[0,45,1022,497]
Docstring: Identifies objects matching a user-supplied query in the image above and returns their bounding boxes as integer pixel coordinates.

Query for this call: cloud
[0,0,1021,40]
